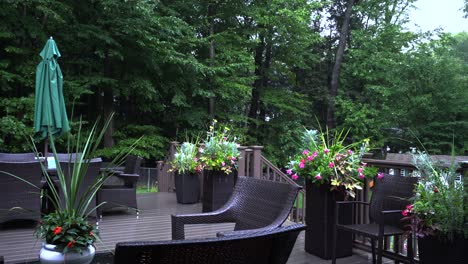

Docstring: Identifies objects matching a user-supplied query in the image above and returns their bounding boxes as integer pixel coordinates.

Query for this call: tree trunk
[103,53,114,148]
[327,0,355,129]
[248,34,266,135]
[208,11,216,117]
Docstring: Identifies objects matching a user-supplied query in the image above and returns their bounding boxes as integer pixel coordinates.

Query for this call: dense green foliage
[0,0,466,166]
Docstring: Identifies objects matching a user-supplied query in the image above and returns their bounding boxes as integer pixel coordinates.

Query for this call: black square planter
[202,170,235,212]
[175,172,200,204]
[304,181,353,259]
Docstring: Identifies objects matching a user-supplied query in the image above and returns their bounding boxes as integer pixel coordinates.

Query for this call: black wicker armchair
[331,174,418,264]
[0,161,43,223]
[172,176,301,240]
[96,155,142,216]
[115,223,306,264]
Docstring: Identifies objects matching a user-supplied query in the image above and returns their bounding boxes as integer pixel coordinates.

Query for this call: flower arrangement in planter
[198,119,241,212]
[402,152,467,263]
[287,127,378,259]
[287,128,377,198]
[199,119,240,174]
[170,141,202,204]
[171,142,203,174]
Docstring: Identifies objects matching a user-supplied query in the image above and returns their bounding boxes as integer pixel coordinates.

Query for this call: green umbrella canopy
[34,37,70,141]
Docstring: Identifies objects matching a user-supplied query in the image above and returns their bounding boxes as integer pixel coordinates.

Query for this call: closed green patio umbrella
[34,37,70,154]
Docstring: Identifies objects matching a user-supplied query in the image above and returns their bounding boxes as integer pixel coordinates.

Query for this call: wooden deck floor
[0,192,384,264]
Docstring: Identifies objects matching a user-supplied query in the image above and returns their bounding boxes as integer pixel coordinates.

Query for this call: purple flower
[312,151,318,157]
[377,172,384,179]
[221,162,226,166]
[286,169,293,175]
[347,149,353,155]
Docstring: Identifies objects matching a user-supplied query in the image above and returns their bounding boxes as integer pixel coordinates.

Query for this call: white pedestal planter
[39,244,95,264]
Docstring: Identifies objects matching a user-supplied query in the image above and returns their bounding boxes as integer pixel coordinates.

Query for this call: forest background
[1,0,467,167]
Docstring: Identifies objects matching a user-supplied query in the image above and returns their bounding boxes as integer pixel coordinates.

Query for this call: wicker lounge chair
[171,176,301,240]
[96,155,142,216]
[332,174,418,264]
[0,161,43,223]
[115,223,306,264]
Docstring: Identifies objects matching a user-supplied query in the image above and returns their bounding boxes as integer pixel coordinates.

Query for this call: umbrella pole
[44,138,49,166]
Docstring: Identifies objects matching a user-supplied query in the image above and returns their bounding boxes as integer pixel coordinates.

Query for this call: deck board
[0,192,381,264]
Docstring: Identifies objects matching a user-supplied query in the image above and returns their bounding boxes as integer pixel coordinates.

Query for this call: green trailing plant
[402,151,467,241]
[287,127,378,198]
[199,119,240,174]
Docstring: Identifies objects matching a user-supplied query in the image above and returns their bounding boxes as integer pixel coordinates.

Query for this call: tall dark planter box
[418,235,468,264]
[175,172,200,204]
[202,170,235,212]
[304,181,353,259]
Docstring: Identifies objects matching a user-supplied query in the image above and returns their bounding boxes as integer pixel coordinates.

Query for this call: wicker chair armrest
[171,209,231,240]
[216,225,278,237]
[116,173,139,186]
[380,209,403,215]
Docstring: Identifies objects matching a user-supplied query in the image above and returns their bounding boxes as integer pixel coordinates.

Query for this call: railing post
[237,146,247,177]
[251,146,263,178]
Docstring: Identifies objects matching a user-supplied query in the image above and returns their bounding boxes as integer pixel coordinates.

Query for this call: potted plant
[402,152,467,264]
[198,119,240,212]
[170,142,203,204]
[287,128,377,259]
[33,116,136,264]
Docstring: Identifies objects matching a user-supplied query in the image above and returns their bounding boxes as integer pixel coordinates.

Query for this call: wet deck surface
[0,192,386,264]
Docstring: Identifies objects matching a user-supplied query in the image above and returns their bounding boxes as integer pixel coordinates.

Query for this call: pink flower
[402,210,409,216]
[315,174,322,180]
[312,152,318,157]
[199,148,204,153]
[406,204,413,210]
[347,149,353,155]
[302,150,309,155]
[359,173,365,179]
[307,155,314,161]
[324,148,330,154]
[231,160,236,165]
[193,157,198,162]
[377,172,384,179]
[221,162,226,166]
[292,174,299,180]
[286,169,293,175]
[362,162,367,167]
[328,162,334,168]
[231,157,237,161]
[357,167,363,173]
[299,162,305,169]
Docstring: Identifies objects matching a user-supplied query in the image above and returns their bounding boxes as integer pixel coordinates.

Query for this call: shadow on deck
[0,192,383,264]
